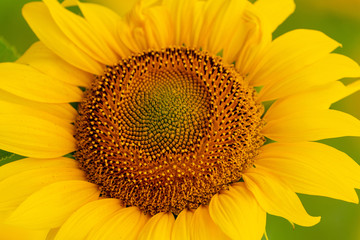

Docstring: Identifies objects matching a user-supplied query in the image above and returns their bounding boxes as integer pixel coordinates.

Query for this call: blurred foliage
[0,0,360,239]
[0,0,37,54]
[0,150,24,166]
[0,37,19,62]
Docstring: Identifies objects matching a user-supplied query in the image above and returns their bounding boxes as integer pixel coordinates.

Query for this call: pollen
[75,47,265,215]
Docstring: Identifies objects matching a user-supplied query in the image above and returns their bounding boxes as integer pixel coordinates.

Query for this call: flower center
[75,47,265,215]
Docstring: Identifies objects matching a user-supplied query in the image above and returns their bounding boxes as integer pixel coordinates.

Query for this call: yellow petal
[0,222,48,240]
[0,157,78,181]
[233,6,271,76]
[0,90,76,122]
[254,0,295,33]
[5,180,99,229]
[78,2,130,57]
[0,63,82,103]
[42,0,118,65]
[46,228,59,240]
[61,0,77,7]
[194,0,228,51]
[137,212,175,240]
[188,1,206,48]
[209,2,272,70]
[190,205,230,240]
[171,209,194,240]
[206,0,247,56]
[142,6,175,49]
[125,2,174,50]
[163,0,196,46]
[116,20,142,54]
[87,206,149,240]
[55,199,122,240]
[249,29,340,86]
[264,81,360,121]
[17,41,92,88]
[0,167,85,211]
[22,2,103,75]
[255,142,360,202]
[262,109,360,142]
[209,182,266,240]
[0,100,72,129]
[258,53,360,101]
[0,114,75,158]
[89,0,138,17]
[243,168,320,227]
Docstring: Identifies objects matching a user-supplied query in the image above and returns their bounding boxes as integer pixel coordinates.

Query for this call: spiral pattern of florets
[75,47,265,215]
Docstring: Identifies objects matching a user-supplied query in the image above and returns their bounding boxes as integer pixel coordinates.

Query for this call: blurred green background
[0,0,360,239]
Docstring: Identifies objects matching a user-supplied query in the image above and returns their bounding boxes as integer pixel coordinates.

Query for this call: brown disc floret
[75,47,265,215]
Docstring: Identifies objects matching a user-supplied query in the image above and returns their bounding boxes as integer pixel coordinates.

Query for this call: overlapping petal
[5,180,99,229]
[46,228,59,240]
[171,209,194,240]
[77,2,130,57]
[87,206,149,240]
[84,0,138,17]
[190,206,230,240]
[55,199,122,240]
[249,29,340,87]
[137,212,175,240]
[0,114,75,158]
[243,168,320,227]
[0,158,78,181]
[191,0,228,51]
[22,2,104,74]
[264,81,360,120]
[209,182,266,240]
[0,90,76,123]
[42,0,119,65]
[17,42,92,87]
[255,142,360,202]
[257,53,360,101]
[262,109,360,142]
[163,0,196,46]
[0,100,72,129]
[125,1,175,50]
[0,167,85,211]
[205,0,248,58]
[0,63,83,103]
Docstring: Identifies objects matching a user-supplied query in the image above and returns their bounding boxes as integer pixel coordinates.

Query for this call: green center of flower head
[75,47,265,215]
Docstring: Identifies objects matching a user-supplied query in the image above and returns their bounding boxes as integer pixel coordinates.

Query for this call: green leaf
[0,37,19,62]
[0,149,25,166]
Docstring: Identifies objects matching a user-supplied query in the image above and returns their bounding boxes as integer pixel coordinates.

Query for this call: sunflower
[1,0,360,239]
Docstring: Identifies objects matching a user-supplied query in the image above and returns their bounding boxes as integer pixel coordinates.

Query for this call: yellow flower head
[1,0,360,239]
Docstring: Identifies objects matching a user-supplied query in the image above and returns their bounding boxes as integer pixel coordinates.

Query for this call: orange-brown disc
[75,47,264,215]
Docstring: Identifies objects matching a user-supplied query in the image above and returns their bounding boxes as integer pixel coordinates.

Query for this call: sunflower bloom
[1,0,360,239]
